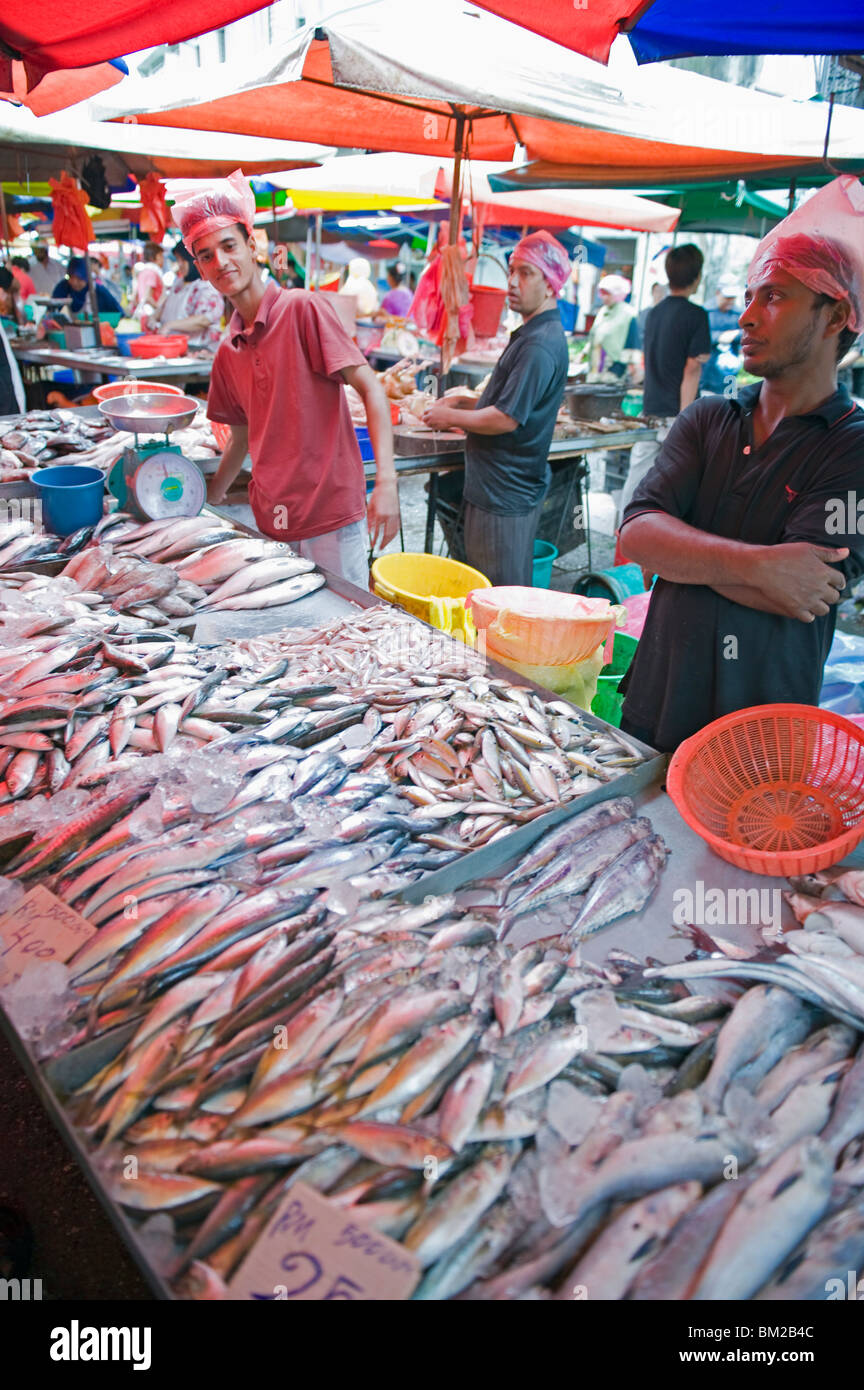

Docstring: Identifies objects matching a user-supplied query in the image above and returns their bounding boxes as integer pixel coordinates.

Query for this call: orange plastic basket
[666,703,864,876]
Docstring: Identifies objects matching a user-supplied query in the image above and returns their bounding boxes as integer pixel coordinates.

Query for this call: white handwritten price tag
[229,1182,421,1301]
[0,885,96,988]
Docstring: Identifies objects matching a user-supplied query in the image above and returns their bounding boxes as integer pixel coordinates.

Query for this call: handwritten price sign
[230,1182,421,1301]
[0,885,95,988]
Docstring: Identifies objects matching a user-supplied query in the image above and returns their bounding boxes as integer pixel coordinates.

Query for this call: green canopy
[657,185,787,236]
[487,159,864,194]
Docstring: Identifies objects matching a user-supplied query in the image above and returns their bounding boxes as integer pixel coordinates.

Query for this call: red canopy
[0,58,125,115]
[0,2,270,73]
[470,0,637,64]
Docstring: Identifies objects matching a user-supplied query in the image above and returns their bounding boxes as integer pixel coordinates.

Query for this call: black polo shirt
[464,307,569,514]
[619,382,864,751]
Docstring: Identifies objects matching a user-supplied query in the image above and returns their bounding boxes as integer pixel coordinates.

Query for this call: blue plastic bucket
[532,539,558,588]
[32,465,104,537]
[573,562,646,602]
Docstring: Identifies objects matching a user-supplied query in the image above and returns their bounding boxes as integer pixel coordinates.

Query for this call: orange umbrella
[49,171,93,250]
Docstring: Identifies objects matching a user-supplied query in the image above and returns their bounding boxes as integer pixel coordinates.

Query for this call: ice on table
[546,1080,603,1147]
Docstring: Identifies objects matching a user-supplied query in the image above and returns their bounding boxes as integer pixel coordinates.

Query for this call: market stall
[0,389,863,1303]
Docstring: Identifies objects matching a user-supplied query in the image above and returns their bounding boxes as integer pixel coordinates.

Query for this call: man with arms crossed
[617,179,864,752]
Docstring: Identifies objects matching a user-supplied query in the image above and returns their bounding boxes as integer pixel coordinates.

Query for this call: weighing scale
[98,394,207,521]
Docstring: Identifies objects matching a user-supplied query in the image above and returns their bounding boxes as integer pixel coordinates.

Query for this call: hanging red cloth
[49,172,94,251]
[138,173,169,242]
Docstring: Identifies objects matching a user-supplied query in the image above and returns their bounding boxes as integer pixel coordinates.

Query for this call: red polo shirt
[207,282,368,540]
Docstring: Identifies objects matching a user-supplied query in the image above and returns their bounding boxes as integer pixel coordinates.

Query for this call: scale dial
[129,450,206,520]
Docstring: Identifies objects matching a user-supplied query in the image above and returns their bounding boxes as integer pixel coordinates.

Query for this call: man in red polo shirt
[171,172,399,589]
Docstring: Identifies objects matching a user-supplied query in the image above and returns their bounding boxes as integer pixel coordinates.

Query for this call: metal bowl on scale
[97,393,201,436]
[99,394,207,521]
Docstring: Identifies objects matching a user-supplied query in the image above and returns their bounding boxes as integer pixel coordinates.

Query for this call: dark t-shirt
[464,307,569,514]
[618,383,864,752]
[642,296,712,417]
[52,278,123,315]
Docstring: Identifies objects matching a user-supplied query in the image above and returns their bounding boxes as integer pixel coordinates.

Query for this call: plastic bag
[819,628,864,715]
[748,176,864,330]
[492,646,608,712]
[171,170,255,252]
[49,172,93,252]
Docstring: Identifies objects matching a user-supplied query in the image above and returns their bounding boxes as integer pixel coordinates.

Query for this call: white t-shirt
[29,256,64,296]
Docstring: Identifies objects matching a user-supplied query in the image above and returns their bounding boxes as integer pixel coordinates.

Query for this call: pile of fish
[25,807,864,1301]
[93,513,325,613]
[648,869,864,1032]
[496,817,668,944]
[0,517,96,573]
[0,408,118,471]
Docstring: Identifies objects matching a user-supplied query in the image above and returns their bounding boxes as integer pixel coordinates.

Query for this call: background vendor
[423,230,570,586]
[152,243,224,348]
[174,171,399,589]
[617,179,864,752]
[586,274,638,380]
[51,257,123,316]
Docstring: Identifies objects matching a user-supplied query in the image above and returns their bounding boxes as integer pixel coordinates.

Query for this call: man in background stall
[51,257,123,316]
[618,243,712,524]
[27,240,62,297]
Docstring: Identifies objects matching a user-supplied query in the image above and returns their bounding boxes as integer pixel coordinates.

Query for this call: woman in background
[152,243,224,348]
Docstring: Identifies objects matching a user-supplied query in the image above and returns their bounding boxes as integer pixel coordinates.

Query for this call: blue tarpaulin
[628,0,864,63]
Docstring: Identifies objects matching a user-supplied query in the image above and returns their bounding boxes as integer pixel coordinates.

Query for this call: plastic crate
[354,426,375,462]
[591,631,638,728]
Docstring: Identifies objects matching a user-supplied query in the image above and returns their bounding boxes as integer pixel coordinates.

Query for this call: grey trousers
[464,499,545,587]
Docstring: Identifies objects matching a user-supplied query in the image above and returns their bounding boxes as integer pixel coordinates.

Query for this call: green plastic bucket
[532,540,558,588]
[573,563,645,603]
[591,631,639,728]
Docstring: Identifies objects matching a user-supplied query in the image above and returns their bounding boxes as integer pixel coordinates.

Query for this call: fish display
[20,873,863,1302]
[4,493,860,1304]
[649,875,864,1032]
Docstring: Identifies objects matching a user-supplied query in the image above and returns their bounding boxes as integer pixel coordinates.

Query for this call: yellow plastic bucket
[371,552,491,642]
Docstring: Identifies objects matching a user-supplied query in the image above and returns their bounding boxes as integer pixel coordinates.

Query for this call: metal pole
[448,111,467,246]
[0,184,10,255]
[787,177,797,214]
[85,252,101,327]
[305,217,314,288]
[314,211,322,290]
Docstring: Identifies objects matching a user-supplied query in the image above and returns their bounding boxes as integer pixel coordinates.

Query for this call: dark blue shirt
[52,277,123,316]
[619,383,864,750]
[464,307,569,513]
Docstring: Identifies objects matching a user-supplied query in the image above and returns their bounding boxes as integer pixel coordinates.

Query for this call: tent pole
[305,218,314,288]
[314,211,323,289]
[0,184,10,255]
[787,178,797,214]
[448,111,467,245]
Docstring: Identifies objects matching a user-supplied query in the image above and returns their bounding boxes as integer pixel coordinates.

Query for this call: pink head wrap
[748,176,864,332]
[171,169,256,254]
[598,274,632,303]
[510,230,570,296]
